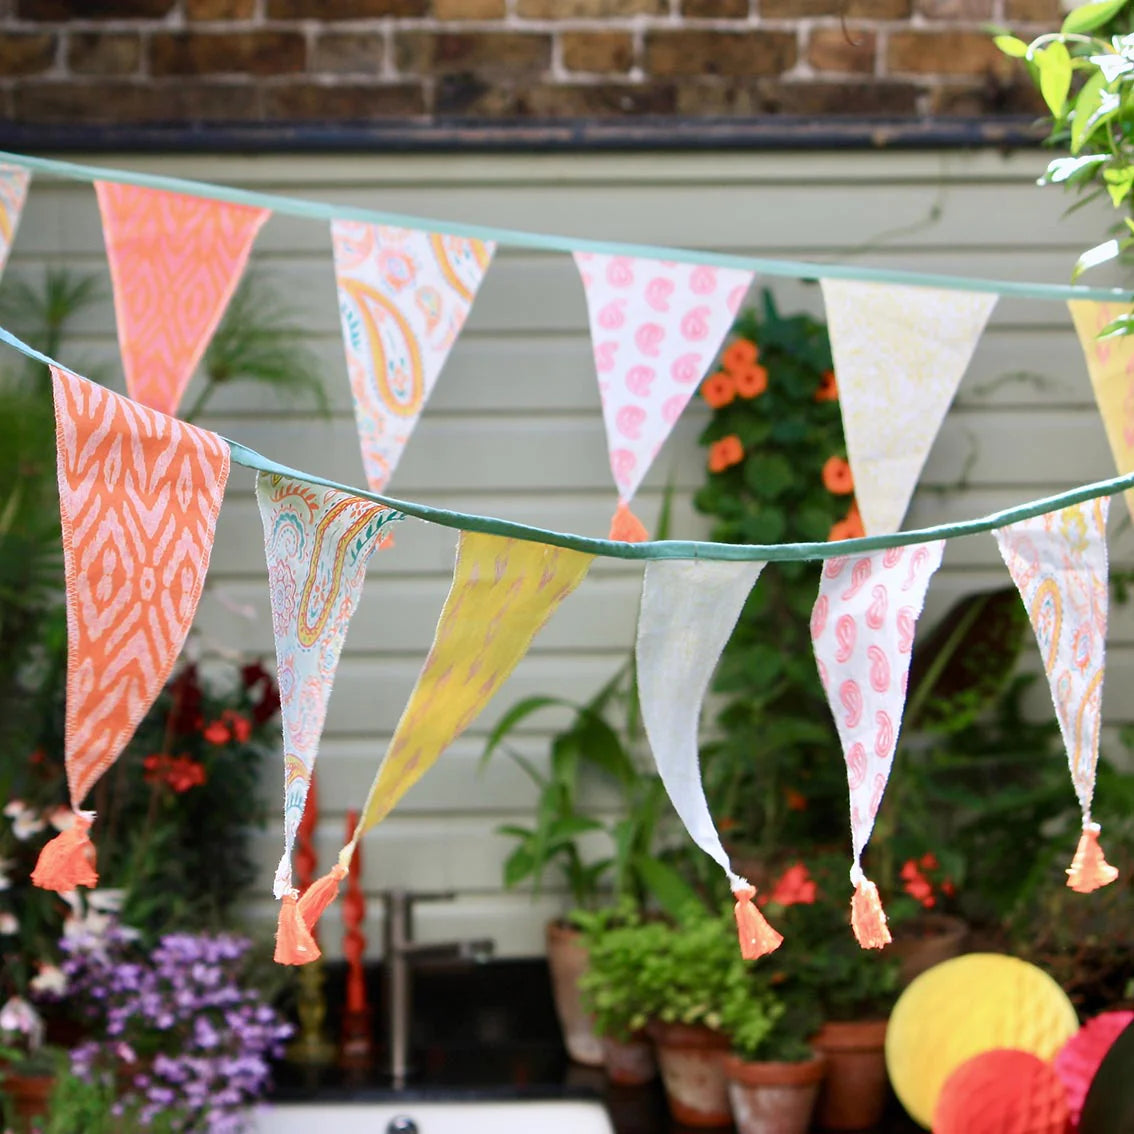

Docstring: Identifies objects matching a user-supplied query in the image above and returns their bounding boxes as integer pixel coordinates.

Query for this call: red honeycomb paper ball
[933,1048,1069,1134]
[1055,1010,1134,1130]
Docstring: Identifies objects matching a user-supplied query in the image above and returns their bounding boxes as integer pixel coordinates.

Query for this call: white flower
[86,888,124,914]
[29,965,66,997]
[0,912,17,935]
[0,997,43,1049]
[0,857,12,892]
[4,802,45,841]
[48,807,74,832]
[2,800,24,819]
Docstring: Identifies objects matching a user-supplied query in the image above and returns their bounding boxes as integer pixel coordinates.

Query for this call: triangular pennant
[332,221,495,492]
[33,367,229,892]
[95,182,269,417]
[820,279,997,536]
[288,532,592,959]
[1069,301,1134,522]
[573,253,754,539]
[256,472,402,901]
[0,163,30,280]
[810,541,946,946]
[994,500,1118,893]
[637,558,783,960]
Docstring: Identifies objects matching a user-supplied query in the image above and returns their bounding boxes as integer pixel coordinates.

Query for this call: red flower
[815,369,838,402]
[766,862,817,907]
[203,720,231,745]
[734,365,768,399]
[242,661,281,726]
[900,858,937,909]
[701,372,737,409]
[167,663,204,735]
[722,339,758,376]
[144,754,207,794]
[784,788,808,812]
[222,710,252,744]
[708,435,745,473]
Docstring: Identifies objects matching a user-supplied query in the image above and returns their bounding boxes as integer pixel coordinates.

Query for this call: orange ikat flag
[32,367,230,893]
[96,182,269,417]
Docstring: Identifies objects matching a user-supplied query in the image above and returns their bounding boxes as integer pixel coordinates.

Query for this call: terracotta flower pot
[602,1033,657,1086]
[545,920,603,1067]
[1,1068,55,1132]
[810,1019,889,1130]
[889,914,967,986]
[723,1051,827,1134]
[648,1021,732,1127]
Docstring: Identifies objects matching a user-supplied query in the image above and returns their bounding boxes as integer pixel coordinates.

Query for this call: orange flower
[722,338,758,376]
[766,862,817,907]
[734,364,768,399]
[822,455,854,495]
[815,369,838,402]
[828,500,864,542]
[708,435,744,473]
[701,371,737,409]
[784,788,808,812]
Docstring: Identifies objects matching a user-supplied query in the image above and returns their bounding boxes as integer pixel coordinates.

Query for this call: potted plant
[574,903,658,1085]
[0,997,63,1133]
[720,973,826,1134]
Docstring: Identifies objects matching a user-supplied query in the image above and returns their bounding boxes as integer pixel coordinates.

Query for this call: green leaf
[1061,0,1126,34]
[1044,153,1108,184]
[480,695,572,770]
[1072,237,1120,280]
[1037,40,1073,116]
[1103,165,1134,207]
[994,34,1029,58]
[744,453,795,500]
[633,856,706,921]
[1096,312,1134,339]
[1071,69,1107,153]
[503,844,537,889]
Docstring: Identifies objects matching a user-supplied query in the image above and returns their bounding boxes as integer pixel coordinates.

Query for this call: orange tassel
[850,877,892,949]
[609,502,649,543]
[1066,823,1119,894]
[297,863,348,932]
[733,884,783,960]
[30,813,98,892]
[274,892,321,966]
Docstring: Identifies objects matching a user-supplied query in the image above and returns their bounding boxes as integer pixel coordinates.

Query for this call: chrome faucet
[380,889,494,1088]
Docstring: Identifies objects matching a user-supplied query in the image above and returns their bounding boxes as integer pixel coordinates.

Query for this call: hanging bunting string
[2,322,1134,564]
[2,149,1133,305]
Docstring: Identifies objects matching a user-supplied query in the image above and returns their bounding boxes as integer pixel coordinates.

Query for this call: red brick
[916,0,993,18]
[1005,0,1059,20]
[186,0,257,17]
[13,80,261,123]
[762,0,909,15]
[150,31,306,77]
[312,32,385,75]
[646,30,796,78]
[681,0,748,15]
[396,32,551,76]
[928,77,1045,115]
[267,0,424,16]
[17,0,174,15]
[0,34,56,76]
[263,82,426,119]
[68,32,141,76]
[887,31,1016,77]
[766,79,920,115]
[516,0,663,16]
[808,27,876,74]
[432,0,506,15]
[561,31,634,74]
[435,77,675,117]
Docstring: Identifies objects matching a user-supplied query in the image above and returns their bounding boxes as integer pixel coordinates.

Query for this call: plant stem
[181,381,216,425]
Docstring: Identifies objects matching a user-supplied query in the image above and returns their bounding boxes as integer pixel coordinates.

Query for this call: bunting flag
[256,472,401,906]
[820,279,998,536]
[810,541,946,947]
[289,531,593,960]
[573,253,754,541]
[332,221,495,492]
[0,163,30,280]
[1068,301,1134,522]
[637,558,784,960]
[95,182,269,417]
[32,367,229,894]
[994,500,1118,893]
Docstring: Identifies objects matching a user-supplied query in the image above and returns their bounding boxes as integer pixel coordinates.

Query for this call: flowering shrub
[59,924,291,1133]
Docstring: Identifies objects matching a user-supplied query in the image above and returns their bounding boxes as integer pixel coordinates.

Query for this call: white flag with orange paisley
[0,163,30,281]
[331,221,495,492]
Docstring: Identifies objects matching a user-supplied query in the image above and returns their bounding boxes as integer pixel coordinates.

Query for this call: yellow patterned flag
[1068,300,1134,522]
[291,531,593,953]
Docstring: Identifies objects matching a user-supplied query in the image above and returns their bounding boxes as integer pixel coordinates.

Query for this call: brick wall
[0,0,1054,126]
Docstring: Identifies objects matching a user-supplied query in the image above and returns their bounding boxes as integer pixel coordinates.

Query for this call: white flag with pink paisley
[0,163,30,281]
[810,541,945,946]
[573,253,753,540]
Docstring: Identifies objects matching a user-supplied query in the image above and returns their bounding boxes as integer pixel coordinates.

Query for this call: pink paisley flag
[994,500,1118,894]
[96,182,269,417]
[573,253,754,541]
[1068,301,1134,522]
[810,540,945,947]
[0,163,30,280]
[32,367,229,894]
[331,221,495,492]
[820,279,998,536]
[256,472,401,965]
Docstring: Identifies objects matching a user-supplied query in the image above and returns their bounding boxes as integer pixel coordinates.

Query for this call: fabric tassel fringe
[274,892,321,965]
[733,885,783,960]
[850,877,892,949]
[297,863,348,932]
[30,812,98,892]
[1066,822,1119,893]
[609,502,649,543]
